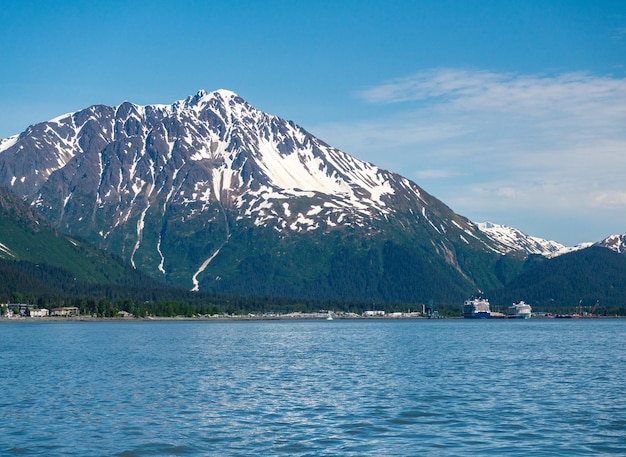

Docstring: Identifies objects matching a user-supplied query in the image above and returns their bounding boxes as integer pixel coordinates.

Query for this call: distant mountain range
[475,221,625,258]
[474,222,594,257]
[0,90,624,308]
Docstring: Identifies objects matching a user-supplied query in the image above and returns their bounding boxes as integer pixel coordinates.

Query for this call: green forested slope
[0,186,156,286]
[489,247,626,315]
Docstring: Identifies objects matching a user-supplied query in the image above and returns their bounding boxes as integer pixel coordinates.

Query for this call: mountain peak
[186,88,240,106]
[195,88,238,98]
[212,88,239,98]
[597,234,626,254]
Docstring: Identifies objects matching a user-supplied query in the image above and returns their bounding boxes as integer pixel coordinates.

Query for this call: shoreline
[2,314,624,322]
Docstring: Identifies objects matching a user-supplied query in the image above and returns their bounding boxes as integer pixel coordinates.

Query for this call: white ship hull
[463,297,491,319]
[508,301,532,319]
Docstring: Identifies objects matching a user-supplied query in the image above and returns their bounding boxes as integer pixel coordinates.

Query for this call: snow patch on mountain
[0,135,19,154]
[597,234,626,254]
[0,241,16,258]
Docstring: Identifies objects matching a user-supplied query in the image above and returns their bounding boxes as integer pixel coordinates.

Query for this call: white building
[363,310,385,317]
[29,308,49,317]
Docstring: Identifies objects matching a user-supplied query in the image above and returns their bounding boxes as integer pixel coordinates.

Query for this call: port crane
[587,300,599,317]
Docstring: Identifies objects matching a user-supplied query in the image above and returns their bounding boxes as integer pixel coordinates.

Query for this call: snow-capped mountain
[1,90,422,231]
[0,90,520,299]
[597,234,626,254]
[475,222,592,257]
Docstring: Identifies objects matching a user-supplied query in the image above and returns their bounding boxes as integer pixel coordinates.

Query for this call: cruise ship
[507,301,532,319]
[462,297,491,319]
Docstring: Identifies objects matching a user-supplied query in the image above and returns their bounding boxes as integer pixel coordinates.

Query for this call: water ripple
[1,319,626,455]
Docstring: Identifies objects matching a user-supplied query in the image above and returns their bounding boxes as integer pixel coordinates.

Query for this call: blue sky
[1,0,625,245]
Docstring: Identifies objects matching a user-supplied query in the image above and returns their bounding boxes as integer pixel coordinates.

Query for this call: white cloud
[312,69,626,244]
[357,69,626,111]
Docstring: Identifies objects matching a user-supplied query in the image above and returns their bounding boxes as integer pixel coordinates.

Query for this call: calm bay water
[1,318,625,456]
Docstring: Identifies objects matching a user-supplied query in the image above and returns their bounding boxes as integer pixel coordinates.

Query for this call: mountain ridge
[475,221,597,257]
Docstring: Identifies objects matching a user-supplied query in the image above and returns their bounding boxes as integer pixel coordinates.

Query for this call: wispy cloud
[357,68,626,122]
[357,68,506,105]
[312,69,626,243]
